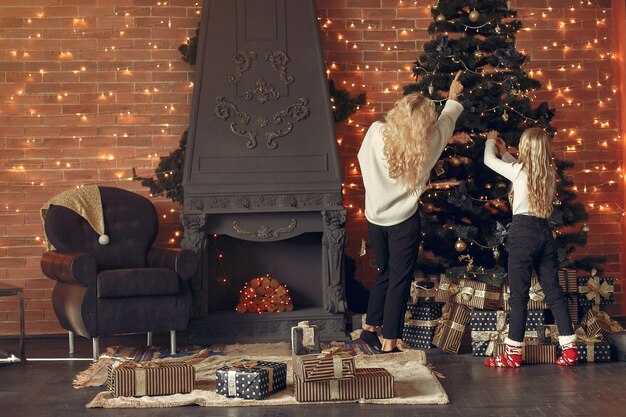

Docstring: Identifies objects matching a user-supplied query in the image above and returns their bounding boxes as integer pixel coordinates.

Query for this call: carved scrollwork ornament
[244,78,280,104]
[232,219,297,239]
[228,50,257,84]
[266,98,310,149]
[266,50,295,84]
[214,97,257,149]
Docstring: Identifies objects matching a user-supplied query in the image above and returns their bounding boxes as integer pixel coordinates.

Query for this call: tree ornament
[469,9,480,22]
[431,0,440,8]
[495,24,502,34]
[511,88,518,96]
[455,238,467,252]
[502,110,509,121]
[448,155,462,167]
[493,247,500,261]
[428,83,434,95]
[474,49,484,59]
[435,13,446,22]
[581,223,590,233]
[423,203,436,213]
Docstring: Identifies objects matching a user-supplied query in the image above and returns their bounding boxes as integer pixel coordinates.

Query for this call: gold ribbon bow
[470,311,508,356]
[529,281,545,302]
[592,311,624,333]
[438,278,460,297]
[579,276,614,305]
[459,286,476,301]
[575,327,602,362]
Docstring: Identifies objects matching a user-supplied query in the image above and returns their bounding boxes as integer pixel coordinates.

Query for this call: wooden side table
[0,283,25,364]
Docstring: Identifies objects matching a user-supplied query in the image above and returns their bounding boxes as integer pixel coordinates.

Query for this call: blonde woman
[357,72,464,353]
[483,128,577,367]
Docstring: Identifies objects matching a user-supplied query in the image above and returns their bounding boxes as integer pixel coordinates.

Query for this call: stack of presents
[106,321,395,401]
[401,267,625,364]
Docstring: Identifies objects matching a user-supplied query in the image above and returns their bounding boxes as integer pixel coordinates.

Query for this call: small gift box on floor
[578,269,614,311]
[291,321,321,355]
[433,303,471,354]
[107,361,195,398]
[470,310,509,357]
[293,368,394,402]
[454,278,501,310]
[409,280,437,304]
[493,342,557,364]
[402,302,441,348]
[501,276,547,311]
[293,348,356,382]
[216,359,287,400]
[580,309,623,341]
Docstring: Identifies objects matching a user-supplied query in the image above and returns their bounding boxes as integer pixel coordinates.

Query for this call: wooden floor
[1,334,626,417]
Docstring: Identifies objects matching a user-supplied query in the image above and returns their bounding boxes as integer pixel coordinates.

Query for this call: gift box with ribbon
[107,361,195,398]
[293,368,394,402]
[578,270,614,310]
[557,327,612,362]
[580,309,623,341]
[453,278,501,310]
[435,274,459,303]
[493,341,557,364]
[501,276,547,311]
[409,281,436,304]
[293,348,356,382]
[402,302,442,349]
[432,302,471,354]
[291,321,321,355]
[558,268,578,293]
[469,310,544,356]
[406,302,443,321]
[216,359,287,400]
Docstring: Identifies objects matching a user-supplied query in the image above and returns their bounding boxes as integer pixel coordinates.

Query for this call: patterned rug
[80,341,449,408]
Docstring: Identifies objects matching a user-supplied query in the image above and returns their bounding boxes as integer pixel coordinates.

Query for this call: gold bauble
[581,223,590,233]
[474,49,484,59]
[455,238,467,252]
[435,13,446,22]
[448,155,461,167]
[469,9,480,22]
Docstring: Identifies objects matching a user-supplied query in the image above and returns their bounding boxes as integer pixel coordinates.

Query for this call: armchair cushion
[41,251,97,287]
[97,268,179,298]
[146,247,198,281]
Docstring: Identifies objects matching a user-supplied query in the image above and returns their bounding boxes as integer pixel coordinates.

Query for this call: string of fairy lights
[320,0,623,230]
[0,0,622,253]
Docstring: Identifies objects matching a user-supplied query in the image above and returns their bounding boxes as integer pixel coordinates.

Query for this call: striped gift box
[501,276,547,311]
[293,351,356,382]
[293,368,394,402]
[558,268,578,293]
[454,278,501,310]
[432,303,471,354]
[107,362,195,397]
[493,343,557,364]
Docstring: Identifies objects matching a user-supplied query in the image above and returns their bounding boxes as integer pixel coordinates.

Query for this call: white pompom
[98,234,110,245]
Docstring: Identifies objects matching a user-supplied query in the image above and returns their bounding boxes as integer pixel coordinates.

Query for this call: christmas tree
[403,0,602,279]
[135,26,365,204]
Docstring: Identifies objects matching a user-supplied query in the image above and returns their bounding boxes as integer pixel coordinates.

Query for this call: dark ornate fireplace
[181,0,347,343]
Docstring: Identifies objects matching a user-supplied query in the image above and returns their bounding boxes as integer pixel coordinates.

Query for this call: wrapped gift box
[558,342,612,363]
[409,281,436,304]
[435,274,459,303]
[406,302,442,321]
[293,350,356,382]
[502,276,547,311]
[107,362,195,398]
[216,359,287,400]
[402,321,438,349]
[291,321,321,355]
[469,310,544,356]
[578,273,614,310]
[293,368,394,402]
[493,342,557,364]
[454,278,501,310]
[580,310,623,341]
[433,303,471,354]
[558,268,578,293]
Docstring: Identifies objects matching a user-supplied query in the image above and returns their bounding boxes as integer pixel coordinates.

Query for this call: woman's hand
[448,71,463,101]
[495,137,507,156]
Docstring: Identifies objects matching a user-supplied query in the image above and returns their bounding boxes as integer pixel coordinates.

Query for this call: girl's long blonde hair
[516,127,556,219]
[383,92,437,193]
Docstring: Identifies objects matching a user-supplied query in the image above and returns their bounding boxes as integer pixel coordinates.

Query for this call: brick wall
[0,0,622,337]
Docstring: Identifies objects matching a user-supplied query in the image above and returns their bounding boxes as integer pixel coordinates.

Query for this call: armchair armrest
[40,251,97,287]
[146,247,198,281]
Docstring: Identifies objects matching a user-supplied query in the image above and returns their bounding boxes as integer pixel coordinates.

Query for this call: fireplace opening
[206,232,323,312]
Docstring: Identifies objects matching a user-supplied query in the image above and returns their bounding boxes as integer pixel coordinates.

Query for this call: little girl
[483,128,577,367]
[357,72,464,353]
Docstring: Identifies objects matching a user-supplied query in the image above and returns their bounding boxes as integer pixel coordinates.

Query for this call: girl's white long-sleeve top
[483,139,529,215]
[357,99,464,226]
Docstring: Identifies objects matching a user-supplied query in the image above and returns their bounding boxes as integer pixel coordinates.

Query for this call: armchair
[40,186,197,360]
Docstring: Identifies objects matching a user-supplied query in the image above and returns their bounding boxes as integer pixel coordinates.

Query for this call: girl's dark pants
[507,214,574,341]
[365,212,421,339]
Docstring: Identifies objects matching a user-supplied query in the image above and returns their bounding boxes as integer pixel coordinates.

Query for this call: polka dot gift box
[216,359,287,400]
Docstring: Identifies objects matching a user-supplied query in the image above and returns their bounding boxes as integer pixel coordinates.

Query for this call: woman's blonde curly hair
[516,127,556,219]
[382,92,437,194]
